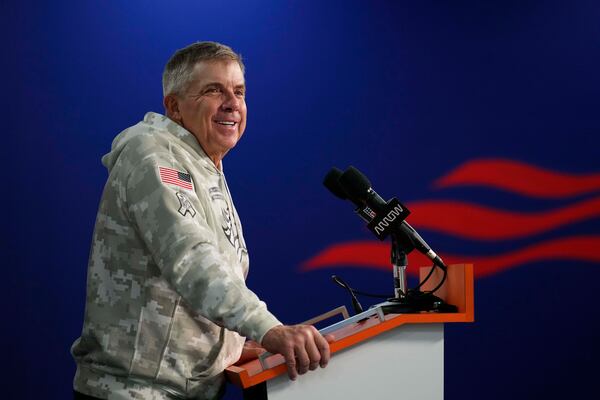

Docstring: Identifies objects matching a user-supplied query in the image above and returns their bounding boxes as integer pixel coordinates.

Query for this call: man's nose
[221,91,240,111]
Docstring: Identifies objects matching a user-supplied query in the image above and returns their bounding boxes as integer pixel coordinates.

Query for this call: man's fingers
[295,343,311,375]
[315,332,331,368]
[282,349,298,380]
[304,333,322,371]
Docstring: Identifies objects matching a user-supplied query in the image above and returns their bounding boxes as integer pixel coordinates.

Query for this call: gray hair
[162,41,245,96]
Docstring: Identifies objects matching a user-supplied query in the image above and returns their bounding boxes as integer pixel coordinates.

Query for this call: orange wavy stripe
[434,158,600,198]
[404,196,600,240]
[301,236,600,278]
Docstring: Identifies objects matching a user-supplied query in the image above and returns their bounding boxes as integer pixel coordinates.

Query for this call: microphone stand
[382,232,420,313]
[381,231,458,314]
[392,234,408,300]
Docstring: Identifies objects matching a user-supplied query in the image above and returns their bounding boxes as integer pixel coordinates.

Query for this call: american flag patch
[158,167,193,190]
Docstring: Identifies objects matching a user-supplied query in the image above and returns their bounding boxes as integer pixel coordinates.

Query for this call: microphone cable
[331,275,365,314]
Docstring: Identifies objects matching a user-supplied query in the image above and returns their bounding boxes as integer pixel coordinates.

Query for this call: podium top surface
[226,263,474,389]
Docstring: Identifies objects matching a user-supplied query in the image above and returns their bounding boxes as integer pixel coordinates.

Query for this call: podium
[226,264,474,400]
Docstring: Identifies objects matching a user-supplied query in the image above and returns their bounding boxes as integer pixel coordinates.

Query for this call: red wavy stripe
[404,196,600,240]
[434,158,600,198]
[301,236,600,278]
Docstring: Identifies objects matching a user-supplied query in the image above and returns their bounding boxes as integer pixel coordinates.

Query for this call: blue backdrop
[4,1,600,399]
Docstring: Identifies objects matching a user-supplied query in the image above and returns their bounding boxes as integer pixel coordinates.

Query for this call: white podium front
[268,323,443,400]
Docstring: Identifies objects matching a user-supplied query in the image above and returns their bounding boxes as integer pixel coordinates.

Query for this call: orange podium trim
[226,263,474,389]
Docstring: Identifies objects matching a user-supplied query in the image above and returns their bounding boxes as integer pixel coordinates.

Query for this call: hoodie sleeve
[124,155,281,343]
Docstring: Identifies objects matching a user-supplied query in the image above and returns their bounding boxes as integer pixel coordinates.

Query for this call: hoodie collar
[143,112,223,174]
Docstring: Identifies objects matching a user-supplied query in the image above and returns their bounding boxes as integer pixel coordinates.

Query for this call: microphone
[337,166,388,210]
[323,166,457,314]
[323,167,347,200]
[339,167,410,240]
[324,166,446,270]
[323,167,376,221]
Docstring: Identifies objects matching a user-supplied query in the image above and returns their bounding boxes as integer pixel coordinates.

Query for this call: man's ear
[164,95,181,121]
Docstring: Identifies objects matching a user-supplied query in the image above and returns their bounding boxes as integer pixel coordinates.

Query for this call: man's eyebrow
[199,82,246,90]
[200,81,224,89]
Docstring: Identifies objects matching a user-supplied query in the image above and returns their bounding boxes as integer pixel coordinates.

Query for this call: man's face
[169,60,247,165]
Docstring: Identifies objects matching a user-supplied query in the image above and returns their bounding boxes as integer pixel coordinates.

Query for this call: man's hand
[261,324,332,380]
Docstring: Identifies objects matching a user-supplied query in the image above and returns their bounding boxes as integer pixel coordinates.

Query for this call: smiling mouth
[215,121,237,126]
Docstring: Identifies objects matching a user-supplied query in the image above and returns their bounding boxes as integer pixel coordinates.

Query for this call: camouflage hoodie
[71,112,281,399]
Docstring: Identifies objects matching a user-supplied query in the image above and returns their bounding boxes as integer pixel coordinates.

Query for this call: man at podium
[71,41,330,400]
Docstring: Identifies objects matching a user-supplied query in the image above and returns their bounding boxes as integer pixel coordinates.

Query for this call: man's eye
[235,90,245,97]
[205,87,220,94]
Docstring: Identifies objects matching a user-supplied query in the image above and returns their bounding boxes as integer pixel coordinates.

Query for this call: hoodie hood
[101,112,217,174]
[101,124,144,172]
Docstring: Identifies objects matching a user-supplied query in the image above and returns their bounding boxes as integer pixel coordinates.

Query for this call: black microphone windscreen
[339,166,371,201]
[323,167,348,199]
